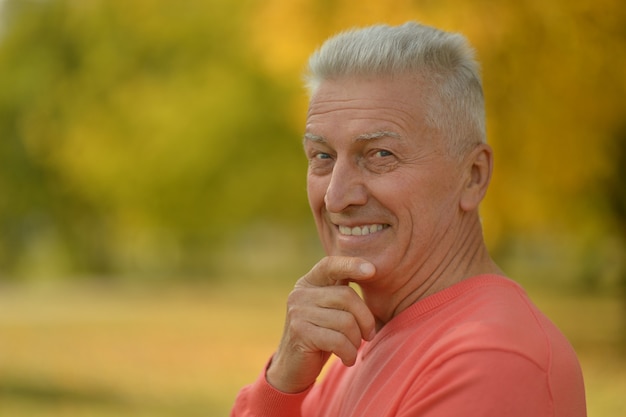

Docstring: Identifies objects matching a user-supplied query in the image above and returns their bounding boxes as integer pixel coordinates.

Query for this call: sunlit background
[0,0,624,415]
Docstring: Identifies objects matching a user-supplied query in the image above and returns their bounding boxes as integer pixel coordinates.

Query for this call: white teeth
[338,224,385,236]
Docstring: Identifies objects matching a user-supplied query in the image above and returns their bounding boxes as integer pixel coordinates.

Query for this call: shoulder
[397,275,572,372]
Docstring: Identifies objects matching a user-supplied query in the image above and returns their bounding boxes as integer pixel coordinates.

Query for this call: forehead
[305,76,429,140]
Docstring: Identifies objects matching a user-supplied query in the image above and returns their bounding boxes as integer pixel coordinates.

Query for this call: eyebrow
[303,132,326,144]
[303,130,400,144]
[355,131,401,141]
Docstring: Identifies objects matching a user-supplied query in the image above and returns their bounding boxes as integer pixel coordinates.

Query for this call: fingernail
[359,263,375,276]
[368,329,377,340]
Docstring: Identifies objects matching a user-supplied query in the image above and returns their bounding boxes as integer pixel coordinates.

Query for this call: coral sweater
[231,275,586,417]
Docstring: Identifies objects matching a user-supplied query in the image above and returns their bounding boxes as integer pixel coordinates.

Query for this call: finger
[290,316,360,367]
[303,303,365,348]
[321,286,376,341]
[289,285,376,341]
[299,256,376,288]
[311,326,360,367]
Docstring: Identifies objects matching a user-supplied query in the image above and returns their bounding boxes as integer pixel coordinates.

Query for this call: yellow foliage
[1,0,624,279]
[248,0,626,251]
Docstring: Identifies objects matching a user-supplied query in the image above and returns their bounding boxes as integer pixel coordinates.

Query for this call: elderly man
[231,22,586,417]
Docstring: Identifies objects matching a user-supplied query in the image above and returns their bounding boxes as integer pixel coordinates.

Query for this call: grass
[0,280,624,416]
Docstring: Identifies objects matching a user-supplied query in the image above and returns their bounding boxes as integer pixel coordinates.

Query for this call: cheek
[307,176,328,214]
[386,173,453,226]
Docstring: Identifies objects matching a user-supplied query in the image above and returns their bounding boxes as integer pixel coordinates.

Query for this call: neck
[361,214,502,329]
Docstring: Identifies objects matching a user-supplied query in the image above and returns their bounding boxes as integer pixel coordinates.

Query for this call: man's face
[304,75,466,288]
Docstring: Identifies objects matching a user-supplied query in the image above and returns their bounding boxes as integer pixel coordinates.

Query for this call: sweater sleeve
[230,359,313,417]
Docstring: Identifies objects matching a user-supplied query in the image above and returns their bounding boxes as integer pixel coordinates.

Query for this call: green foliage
[1,0,625,286]
[0,0,310,279]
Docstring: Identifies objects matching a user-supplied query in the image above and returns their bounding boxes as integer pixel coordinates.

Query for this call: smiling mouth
[337,224,389,236]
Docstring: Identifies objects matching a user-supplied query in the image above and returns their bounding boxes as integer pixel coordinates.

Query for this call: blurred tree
[0,0,310,280]
[605,124,626,346]
[249,0,626,289]
[0,0,624,287]
[476,0,626,296]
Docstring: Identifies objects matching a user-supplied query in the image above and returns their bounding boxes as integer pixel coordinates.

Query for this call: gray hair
[304,22,486,156]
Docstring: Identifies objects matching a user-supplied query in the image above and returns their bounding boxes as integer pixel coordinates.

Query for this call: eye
[374,149,393,158]
[316,152,332,160]
[365,148,398,173]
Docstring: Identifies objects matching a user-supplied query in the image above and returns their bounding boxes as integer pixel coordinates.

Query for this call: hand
[266,256,377,393]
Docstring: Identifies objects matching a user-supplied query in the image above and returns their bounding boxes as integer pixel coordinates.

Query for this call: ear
[460,144,493,212]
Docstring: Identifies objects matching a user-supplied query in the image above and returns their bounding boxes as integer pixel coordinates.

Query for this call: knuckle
[288,317,307,336]
[335,284,356,298]
[331,311,353,331]
[285,302,306,323]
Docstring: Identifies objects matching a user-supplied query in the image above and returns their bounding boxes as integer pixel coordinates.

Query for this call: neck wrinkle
[363,213,499,329]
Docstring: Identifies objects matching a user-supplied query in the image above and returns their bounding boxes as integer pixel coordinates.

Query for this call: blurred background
[0,0,624,415]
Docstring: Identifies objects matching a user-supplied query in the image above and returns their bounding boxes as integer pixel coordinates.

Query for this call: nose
[324,157,368,213]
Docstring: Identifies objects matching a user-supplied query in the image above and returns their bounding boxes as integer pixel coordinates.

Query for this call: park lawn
[0,280,624,416]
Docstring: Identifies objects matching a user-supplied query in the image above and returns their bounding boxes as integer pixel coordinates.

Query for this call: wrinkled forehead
[305,76,433,141]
